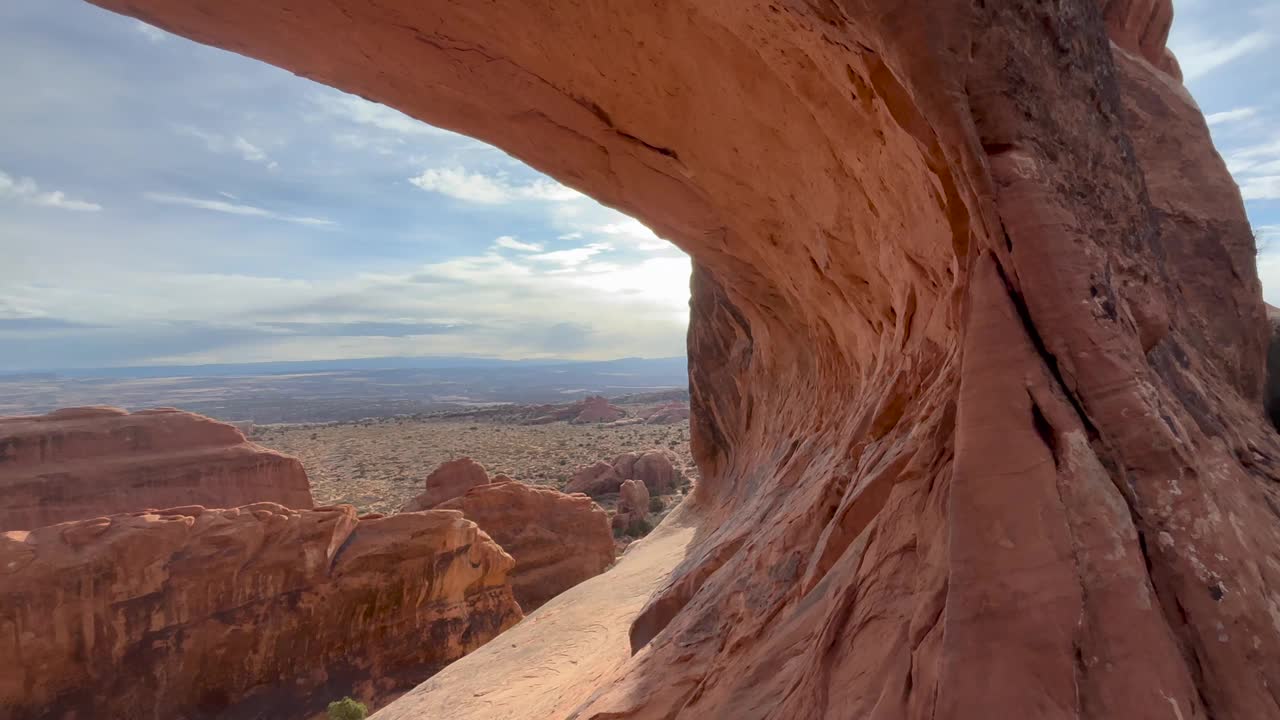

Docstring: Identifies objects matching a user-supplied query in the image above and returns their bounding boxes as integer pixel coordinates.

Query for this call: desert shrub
[649,497,664,513]
[632,518,654,536]
[327,697,368,720]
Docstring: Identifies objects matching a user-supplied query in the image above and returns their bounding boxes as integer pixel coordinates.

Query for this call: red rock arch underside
[87,1,1280,718]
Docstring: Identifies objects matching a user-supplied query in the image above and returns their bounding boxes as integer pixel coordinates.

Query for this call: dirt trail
[371,502,699,719]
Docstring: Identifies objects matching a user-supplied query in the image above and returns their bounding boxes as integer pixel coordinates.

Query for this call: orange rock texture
[401,456,492,511]
[0,504,521,720]
[80,0,1280,717]
[438,480,615,610]
[0,407,312,531]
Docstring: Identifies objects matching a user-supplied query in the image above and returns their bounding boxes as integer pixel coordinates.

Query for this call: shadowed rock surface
[78,0,1280,717]
[437,480,615,610]
[0,503,521,720]
[0,406,312,531]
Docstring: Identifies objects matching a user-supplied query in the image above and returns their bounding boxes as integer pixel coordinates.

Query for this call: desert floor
[257,415,695,516]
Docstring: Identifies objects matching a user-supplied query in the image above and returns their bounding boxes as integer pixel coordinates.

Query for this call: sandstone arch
[84,1,1280,717]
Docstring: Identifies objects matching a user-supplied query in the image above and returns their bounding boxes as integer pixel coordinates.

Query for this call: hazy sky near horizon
[0,0,1277,371]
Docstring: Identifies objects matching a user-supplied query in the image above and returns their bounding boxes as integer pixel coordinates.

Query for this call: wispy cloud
[1206,107,1258,126]
[409,166,583,204]
[312,93,450,137]
[174,126,278,169]
[493,235,543,252]
[143,192,335,226]
[1242,176,1280,201]
[0,170,101,211]
[1172,30,1271,81]
[133,21,167,43]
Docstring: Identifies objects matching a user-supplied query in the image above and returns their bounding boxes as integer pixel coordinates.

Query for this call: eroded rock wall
[0,407,313,530]
[78,1,1280,717]
[0,504,521,720]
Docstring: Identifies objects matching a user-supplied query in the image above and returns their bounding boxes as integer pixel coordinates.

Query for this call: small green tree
[327,697,368,720]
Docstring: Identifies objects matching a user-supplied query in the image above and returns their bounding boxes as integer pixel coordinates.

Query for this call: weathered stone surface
[0,406,312,531]
[569,395,626,424]
[631,450,680,495]
[438,480,614,610]
[612,478,650,535]
[563,460,623,496]
[0,503,521,720]
[643,402,690,425]
[77,1,1280,717]
[401,457,491,511]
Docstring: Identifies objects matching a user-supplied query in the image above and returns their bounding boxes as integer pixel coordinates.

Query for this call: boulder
[57,0,1280,717]
[438,481,615,610]
[632,450,679,495]
[611,478,650,535]
[402,457,491,511]
[0,406,312,531]
[0,503,521,720]
[563,460,623,496]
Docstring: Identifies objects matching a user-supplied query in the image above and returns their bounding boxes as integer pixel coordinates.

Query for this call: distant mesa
[0,406,312,531]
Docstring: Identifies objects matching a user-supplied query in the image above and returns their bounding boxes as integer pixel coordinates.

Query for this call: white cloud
[133,21,167,43]
[143,192,335,226]
[0,170,101,211]
[529,243,612,268]
[1206,107,1258,126]
[1241,176,1280,201]
[493,235,543,252]
[1172,31,1271,81]
[409,166,583,204]
[312,93,451,137]
[175,126,278,169]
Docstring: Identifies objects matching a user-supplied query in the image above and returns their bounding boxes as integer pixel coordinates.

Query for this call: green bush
[648,497,664,513]
[327,697,368,720]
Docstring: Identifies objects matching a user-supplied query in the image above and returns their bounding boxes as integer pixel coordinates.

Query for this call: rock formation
[569,395,626,424]
[566,450,682,497]
[612,478,651,535]
[0,406,312,531]
[0,503,521,720]
[79,0,1280,717]
[643,402,690,424]
[438,480,615,610]
[401,456,491,511]
[564,459,623,496]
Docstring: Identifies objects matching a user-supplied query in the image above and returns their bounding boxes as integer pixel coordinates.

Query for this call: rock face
[402,457,491,511]
[77,1,1280,717]
[631,450,680,495]
[0,407,312,531]
[563,460,623,496]
[612,478,650,535]
[0,503,521,720]
[643,402,690,425]
[437,481,615,610]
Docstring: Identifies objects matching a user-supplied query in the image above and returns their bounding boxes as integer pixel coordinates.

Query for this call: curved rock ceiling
[85,0,1280,717]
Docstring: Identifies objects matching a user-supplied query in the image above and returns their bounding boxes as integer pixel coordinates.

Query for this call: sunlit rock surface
[0,406,312,531]
[0,504,521,720]
[80,0,1280,716]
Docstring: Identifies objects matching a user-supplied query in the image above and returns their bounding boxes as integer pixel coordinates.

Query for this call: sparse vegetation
[327,697,368,720]
[649,497,664,513]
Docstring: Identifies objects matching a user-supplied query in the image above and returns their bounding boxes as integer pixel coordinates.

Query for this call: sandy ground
[370,501,700,720]
[257,415,695,515]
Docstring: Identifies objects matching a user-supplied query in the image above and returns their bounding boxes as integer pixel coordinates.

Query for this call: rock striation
[0,407,312,531]
[401,456,492,512]
[0,503,521,720]
[77,0,1280,717]
[438,480,615,610]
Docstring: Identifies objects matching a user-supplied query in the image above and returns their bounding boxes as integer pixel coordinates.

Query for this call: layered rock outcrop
[79,0,1280,717]
[401,457,491,512]
[438,481,615,609]
[0,503,521,720]
[0,407,312,531]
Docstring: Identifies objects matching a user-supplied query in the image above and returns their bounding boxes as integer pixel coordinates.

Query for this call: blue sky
[0,1,1275,371]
